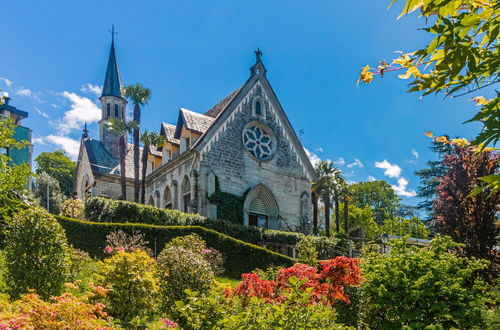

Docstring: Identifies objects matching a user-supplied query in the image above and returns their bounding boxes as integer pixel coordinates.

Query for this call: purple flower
[202,249,212,254]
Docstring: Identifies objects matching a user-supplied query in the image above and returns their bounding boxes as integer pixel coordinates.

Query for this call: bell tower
[99,26,127,158]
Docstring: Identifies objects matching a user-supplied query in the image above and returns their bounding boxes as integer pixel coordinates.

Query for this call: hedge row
[56,215,294,279]
[85,197,302,245]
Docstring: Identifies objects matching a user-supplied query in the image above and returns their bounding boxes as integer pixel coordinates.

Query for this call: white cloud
[367,175,376,182]
[32,136,47,146]
[411,149,419,159]
[16,88,33,97]
[35,107,49,119]
[81,83,103,96]
[304,147,321,168]
[375,159,402,178]
[335,157,345,166]
[57,91,101,134]
[314,147,324,153]
[347,158,363,168]
[0,77,12,87]
[45,135,80,159]
[391,177,417,197]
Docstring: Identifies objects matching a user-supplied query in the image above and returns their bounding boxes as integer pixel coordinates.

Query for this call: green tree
[359,0,500,189]
[34,150,76,197]
[344,204,380,240]
[380,216,429,239]
[361,236,489,329]
[108,118,136,200]
[124,83,151,203]
[4,207,70,299]
[314,161,343,237]
[414,139,453,220]
[33,171,64,214]
[349,180,401,225]
[140,131,164,204]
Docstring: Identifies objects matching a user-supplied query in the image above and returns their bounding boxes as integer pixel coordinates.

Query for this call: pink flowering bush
[104,230,152,256]
[0,291,117,329]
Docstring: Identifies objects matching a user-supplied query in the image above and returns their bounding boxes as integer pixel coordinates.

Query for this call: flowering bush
[0,292,117,329]
[60,198,84,219]
[174,278,345,329]
[157,246,214,311]
[104,229,152,256]
[164,234,224,275]
[229,257,362,306]
[4,207,70,299]
[96,249,158,325]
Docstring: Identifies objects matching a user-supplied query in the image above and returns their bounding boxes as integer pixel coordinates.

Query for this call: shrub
[157,246,214,311]
[60,198,84,219]
[174,278,345,329]
[361,235,489,329]
[104,229,152,256]
[4,207,70,299]
[95,249,158,325]
[56,216,294,278]
[296,235,318,266]
[68,247,94,282]
[164,234,224,275]
[0,292,117,329]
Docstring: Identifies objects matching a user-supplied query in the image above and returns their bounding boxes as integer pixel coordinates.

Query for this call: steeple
[101,26,122,99]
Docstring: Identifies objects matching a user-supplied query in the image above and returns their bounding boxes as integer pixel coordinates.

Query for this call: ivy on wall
[207,176,247,224]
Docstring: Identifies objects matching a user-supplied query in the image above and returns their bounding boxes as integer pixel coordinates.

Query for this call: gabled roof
[84,139,142,179]
[101,40,123,98]
[174,108,215,138]
[204,88,241,118]
[160,123,180,145]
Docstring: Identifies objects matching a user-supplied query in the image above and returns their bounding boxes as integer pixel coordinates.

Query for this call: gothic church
[74,38,316,233]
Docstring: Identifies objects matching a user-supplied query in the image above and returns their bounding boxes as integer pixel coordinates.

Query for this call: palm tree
[332,171,346,233]
[140,131,165,204]
[316,161,343,237]
[108,118,136,200]
[124,83,151,203]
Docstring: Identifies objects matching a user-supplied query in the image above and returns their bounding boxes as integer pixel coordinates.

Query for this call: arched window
[300,192,310,223]
[106,103,110,117]
[244,184,279,229]
[255,101,262,115]
[148,195,155,206]
[181,176,191,213]
[114,104,119,117]
[164,186,172,209]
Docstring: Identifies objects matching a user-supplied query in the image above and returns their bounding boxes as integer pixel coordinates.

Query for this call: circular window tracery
[243,123,275,161]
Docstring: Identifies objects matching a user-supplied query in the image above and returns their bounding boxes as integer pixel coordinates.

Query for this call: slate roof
[204,88,241,118]
[177,108,215,135]
[101,40,123,98]
[84,139,142,179]
[160,123,180,145]
[149,145,162,157]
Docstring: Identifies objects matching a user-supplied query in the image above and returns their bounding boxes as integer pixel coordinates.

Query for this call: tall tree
[108,118,136,200]
[349,180,401,225]
[359,0,500,189]
[34,150,76,197]
[140,131,165,204]
[433,145,499,280]
[316,161,342,237]
[414,139,453,221]
[124,83,151,203]
[33,172,64,214]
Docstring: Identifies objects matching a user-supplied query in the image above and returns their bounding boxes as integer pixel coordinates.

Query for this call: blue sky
[1,1,481,205]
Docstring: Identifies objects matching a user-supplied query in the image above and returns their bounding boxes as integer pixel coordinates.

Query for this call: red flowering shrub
[230,257,362,305]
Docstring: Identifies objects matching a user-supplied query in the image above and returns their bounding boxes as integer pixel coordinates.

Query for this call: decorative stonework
[242,122,276,161]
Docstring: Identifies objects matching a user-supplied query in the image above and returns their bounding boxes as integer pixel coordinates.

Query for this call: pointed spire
[82,123,89,139]
[250,48,267,77]
[101,26,123,98]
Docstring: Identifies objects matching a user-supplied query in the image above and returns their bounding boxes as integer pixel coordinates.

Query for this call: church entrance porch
[243,184,279,230]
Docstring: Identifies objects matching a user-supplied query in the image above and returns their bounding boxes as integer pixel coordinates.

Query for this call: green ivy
[207,176,246,224]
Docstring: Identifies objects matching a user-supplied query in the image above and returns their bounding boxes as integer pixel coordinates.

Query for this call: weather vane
[108,24,118,41]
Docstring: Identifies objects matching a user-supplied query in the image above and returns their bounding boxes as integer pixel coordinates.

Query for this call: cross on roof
[255,48,263,61]
[108,24,118,41]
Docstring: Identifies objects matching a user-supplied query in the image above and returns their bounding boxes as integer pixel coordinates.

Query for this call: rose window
[243,124,275,160]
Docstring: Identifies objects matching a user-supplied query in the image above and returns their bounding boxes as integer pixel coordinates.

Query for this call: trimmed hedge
[56,215,294,279]
[85,197,300,245]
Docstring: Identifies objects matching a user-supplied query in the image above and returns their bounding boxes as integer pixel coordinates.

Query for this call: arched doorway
[163,186,172,209]
[243,184,279,229]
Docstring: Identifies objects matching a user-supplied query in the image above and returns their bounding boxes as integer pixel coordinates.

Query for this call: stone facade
[74,41,315,233]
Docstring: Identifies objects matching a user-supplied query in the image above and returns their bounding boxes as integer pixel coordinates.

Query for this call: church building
[74,38,316,233]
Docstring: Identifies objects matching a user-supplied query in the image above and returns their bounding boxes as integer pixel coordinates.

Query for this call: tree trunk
[119,136,127,200]
[344,196,349,236]
[140,144,149,204]
[324,194,331,237]
[312,192,318,235]
[133,104,141,203]
[335,194,340,233]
